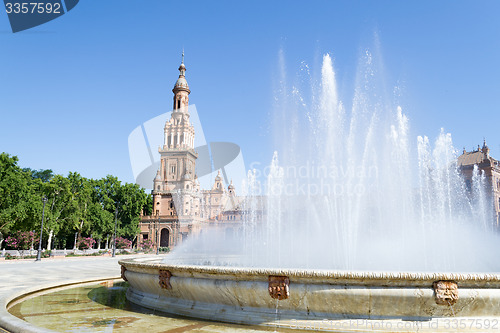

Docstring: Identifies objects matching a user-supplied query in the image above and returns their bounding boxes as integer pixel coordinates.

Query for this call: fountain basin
[119,257,500,331]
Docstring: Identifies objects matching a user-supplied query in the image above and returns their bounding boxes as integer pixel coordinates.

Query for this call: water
[8,281,292,332]
[165,50,499,273]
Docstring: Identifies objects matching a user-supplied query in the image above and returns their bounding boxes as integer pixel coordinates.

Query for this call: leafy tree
[24,168,54,183]
[58,172,94,248]
[115,182,149,240]
[0,153,151,250]
[0,153,36,234]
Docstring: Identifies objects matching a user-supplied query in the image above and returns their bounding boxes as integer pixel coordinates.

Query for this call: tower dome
[173,51,190,93]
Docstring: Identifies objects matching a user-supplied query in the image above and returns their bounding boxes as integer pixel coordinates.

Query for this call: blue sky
[1,0,499,185]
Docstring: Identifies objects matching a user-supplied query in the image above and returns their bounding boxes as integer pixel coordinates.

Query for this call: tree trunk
[97,240,101,250]
[105,235,109,250]
[47,229,54,251]
[73,231,78,250]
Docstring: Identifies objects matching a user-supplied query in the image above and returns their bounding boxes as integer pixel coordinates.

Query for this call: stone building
[138,56,256,250]
[458,140,500,226]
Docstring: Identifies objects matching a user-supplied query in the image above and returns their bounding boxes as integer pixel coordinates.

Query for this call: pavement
[0,254,159,333]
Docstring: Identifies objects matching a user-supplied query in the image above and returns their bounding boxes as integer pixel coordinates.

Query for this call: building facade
[138,56,250,250]
[458,141,500,226]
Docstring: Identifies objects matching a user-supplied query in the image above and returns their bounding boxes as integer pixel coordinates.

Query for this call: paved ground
[0,254,158,333]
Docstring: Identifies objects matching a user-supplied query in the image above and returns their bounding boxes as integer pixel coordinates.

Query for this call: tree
[24,168,54,183]
[39,175,79,250]
[65,172,93,248]
[0,153,37,234]
[91,176,121,248]
[115,182,149,240]
[0,153,151,250]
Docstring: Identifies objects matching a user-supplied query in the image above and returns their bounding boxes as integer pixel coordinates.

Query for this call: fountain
[120,50,500,331]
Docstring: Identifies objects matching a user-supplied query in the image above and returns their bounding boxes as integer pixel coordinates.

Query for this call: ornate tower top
[483,139,490,158]
[173,51,190,94]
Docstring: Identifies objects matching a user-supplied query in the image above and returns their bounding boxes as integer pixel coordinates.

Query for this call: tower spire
[172,50,190,101]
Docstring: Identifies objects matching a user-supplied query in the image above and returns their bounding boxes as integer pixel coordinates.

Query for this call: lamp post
[36,197,48,261]
[156,213,160,255]
[112,204,118,257]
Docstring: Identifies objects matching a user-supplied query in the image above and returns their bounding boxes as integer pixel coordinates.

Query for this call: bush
[139,239,154,252]
[115,237,132,249]
[159,247,170,253]
[76,237,96,250]
[5,231,37,250]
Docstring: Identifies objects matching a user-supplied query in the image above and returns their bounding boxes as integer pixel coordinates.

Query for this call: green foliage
[159,247,170,253]
[0,152,151,250]
[0,153,35,233]
[24,168,54,183]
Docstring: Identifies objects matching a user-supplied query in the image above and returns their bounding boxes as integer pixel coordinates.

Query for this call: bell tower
[172,51,190,111]
[153,53,199,218]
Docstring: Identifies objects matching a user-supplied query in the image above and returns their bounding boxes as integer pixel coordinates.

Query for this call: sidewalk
[0,254,160,333]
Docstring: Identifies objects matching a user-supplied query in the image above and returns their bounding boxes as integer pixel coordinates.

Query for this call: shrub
[159,247,170,253]
[5,231,37,250]
[115,237,132,249]
[76,237,96,250]
[139,239,154,252]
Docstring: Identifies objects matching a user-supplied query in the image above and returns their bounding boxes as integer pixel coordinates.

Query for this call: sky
[1,0,500,187]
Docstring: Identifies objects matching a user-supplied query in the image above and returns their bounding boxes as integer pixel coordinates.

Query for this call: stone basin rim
[119,257,500,285]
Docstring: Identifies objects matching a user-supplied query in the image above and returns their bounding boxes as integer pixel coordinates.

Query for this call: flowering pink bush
[76,237,96,250]
[139,238,154,252]
[115,237,132,249]
[5,231,37,250]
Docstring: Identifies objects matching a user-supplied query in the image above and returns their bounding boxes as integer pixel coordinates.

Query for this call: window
[157,185,160,190]
[177,100,181,109]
